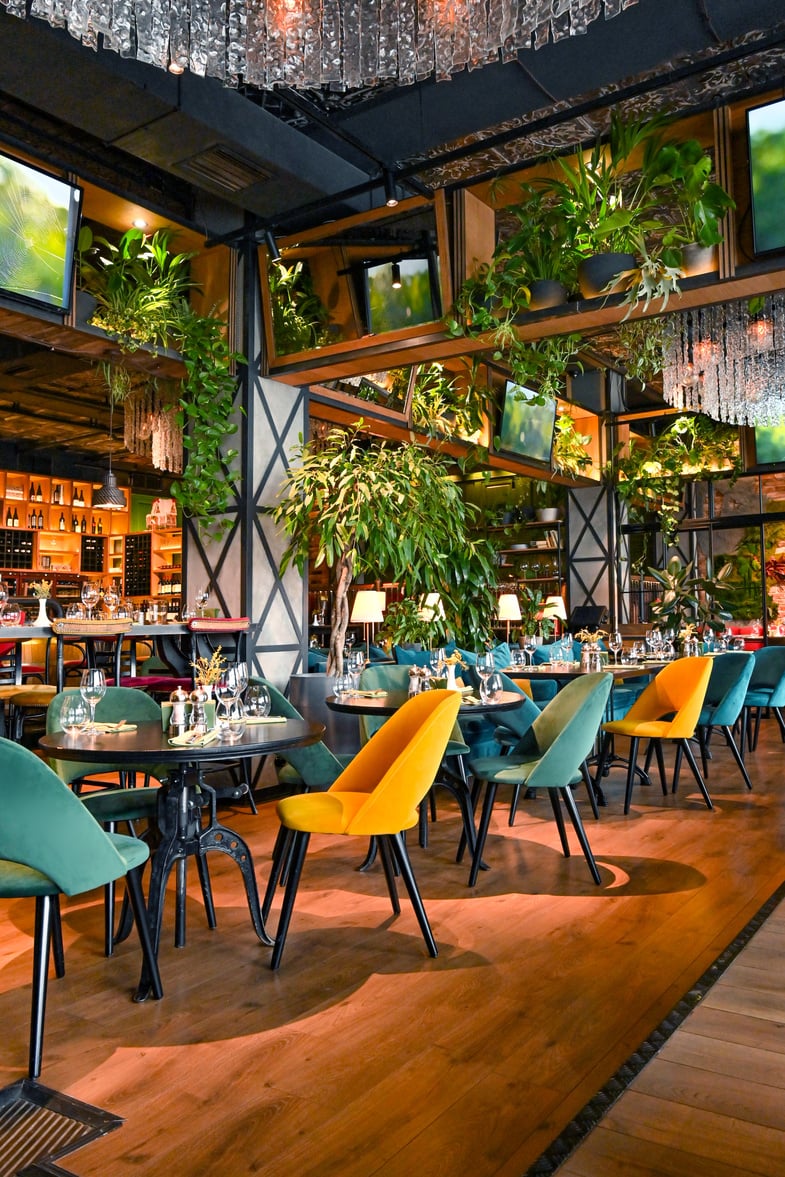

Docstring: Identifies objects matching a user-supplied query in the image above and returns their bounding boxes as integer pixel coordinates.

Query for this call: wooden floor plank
[0,723,784,1175]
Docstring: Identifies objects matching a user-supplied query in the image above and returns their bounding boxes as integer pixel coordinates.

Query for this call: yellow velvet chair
[596,656,713,814]
[264,689,462,969]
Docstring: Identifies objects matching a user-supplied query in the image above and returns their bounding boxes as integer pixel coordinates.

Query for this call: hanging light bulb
[391,262,402,289]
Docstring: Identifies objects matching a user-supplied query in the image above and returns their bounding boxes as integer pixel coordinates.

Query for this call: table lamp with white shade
[543,594,568,637]
[350,589,386,650]
[496,592,522,644]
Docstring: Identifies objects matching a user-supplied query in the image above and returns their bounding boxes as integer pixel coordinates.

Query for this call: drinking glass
[226,699,247,742]
[479,671,503,703]
[476,651,495,689]
[346,648,365,693]
[0,580,6,609]
[1,605,20,627]
[609,630,623,665]
[81,581,100,620]
[61,696,89,736]
[246,684,271,718]
[103,581,120,617]
[429,647,446,677]
[214,674,239,708]
[510,647,526,669]
[66,603,85,619]
[227,662,248,700]
[523,633,537,666]
[79,668,106,728]
[333,673,353,700]
[195,587,209,616]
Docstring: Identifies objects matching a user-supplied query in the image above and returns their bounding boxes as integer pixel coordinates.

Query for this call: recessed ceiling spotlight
[168,61,185,75]
[132,217,148,229]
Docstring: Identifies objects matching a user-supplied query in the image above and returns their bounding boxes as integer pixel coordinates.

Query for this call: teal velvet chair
[47,686,164,956]
[696,651,754,790]
[0,737,162,1078]
[467,672,613,887]
[250,676,349,790]
[742,646,785,752]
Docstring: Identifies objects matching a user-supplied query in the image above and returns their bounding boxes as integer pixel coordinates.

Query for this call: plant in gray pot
[497,184,578,311]
[657,137,735,277]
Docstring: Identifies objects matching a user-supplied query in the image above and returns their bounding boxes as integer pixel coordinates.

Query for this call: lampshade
[496,593,522,623]
[418,593,444,622]
[350,589,385,625]
[92,469,127,510]
[543,595,568,621]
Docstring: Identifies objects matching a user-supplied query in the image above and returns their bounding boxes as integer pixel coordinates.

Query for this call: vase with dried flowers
[576,627,608,672]
[190,649,226,694]
[29,579,52,627]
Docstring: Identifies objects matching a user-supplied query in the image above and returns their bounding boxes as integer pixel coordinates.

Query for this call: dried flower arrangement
[191,649,227,685]
[29,579,52,599]
[576,627,607,644]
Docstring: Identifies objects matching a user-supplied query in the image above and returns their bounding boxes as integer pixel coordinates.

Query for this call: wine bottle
[58,512,65,532]
[97,518,103,534]
[80,515,87,533]
[37,509,44,529]
[30,512,36,530]
[91,517,96,535]
[12,508,18,527]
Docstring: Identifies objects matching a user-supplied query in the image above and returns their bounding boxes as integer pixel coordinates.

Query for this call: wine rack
[124,532,152,597]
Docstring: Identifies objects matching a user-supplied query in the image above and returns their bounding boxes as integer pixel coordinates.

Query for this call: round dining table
[40,716,324,997]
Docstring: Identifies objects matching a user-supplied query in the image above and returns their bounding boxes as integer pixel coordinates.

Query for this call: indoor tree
[269,422,498,674]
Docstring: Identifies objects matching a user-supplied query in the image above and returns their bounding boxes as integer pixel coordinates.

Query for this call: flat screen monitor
[496,381,556,465]
[747,97,785,256]
[364,255,440,335]
[752,423,785,466]
[0,148,82,313]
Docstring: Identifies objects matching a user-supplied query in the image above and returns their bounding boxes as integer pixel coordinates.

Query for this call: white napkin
[168,729,220,747]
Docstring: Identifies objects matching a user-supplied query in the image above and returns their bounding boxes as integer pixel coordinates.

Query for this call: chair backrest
[748,646,785,703]
[358,664,410,742]
[523,673,612,790]
[328,690,462,836]
[0,737,130,894]
[701,651,755,726]
[46,686,162,787]
[493,671,540,740]
[253,677,345,788]
[621,657,713,739]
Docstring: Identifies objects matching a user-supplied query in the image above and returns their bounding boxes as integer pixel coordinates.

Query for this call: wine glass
[81,581,100,620]
[214,673,239,708]
[429,646,446,677]
[480,671,503,703]
[332,673,354,700]
[346,648,365,693]
[227,661,248,700]
[0,579,6,610]
[510,646,526,670]
[195,586,209,617]
[1,605,20,627]
[103,581,120,617]
[79,668,106,729]
[609,630,623,665]
[61,696,89,736]
[476,651,495,691]
[246,684,271,718]
[523,633,537,666]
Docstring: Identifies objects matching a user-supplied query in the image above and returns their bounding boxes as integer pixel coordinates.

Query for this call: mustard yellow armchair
[264,689,462,969]
[596,656,713,813]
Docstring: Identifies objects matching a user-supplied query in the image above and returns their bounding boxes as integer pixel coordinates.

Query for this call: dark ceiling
[0,0,784,470]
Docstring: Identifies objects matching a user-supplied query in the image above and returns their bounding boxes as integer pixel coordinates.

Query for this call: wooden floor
[1,720,785,1176]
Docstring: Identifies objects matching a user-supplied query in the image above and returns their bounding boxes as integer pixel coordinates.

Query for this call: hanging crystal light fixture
[662,293,785,427]
[1,0,639,91]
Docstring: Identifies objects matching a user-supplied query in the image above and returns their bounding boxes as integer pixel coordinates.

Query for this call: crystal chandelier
[2,0,639,90]
[662,294,785,427]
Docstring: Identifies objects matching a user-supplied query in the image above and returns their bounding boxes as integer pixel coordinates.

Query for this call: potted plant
[78,226,242,538]
[552,413,593,478]
[267,258,335,355]
[518,585,555,641]
[268,422,498,674]
[494,184,579,310]
[647,555,733,641]
[658,137,735,275]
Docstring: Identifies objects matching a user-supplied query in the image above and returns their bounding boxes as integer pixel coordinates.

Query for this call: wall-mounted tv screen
[0,149,82,313]
[747,97,785,256]
[752,423,785,466]
[364,255,440,335]
[496,381,556,465]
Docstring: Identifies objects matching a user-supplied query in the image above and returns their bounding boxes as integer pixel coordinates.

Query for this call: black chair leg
[623,737,640,815]
[377,836,401,915]
[547,788,571,857]
[270,830,310,970]
[679,739,714,810]
[388,832,437,958]
[559,787,602,885]
[580,760,600,820]
[468,779,499,887]
[29,894,53,1079]
[51,897,65,979]
[775,707,785,742]
[126,866,163,1001]
[261,824,291,921]
[722,725,753,790]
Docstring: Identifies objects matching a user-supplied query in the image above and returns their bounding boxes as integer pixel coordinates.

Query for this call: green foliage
[409,363,486,441]
[656,138,736,248]
[552,413,592,478]
[518,585,555,638]
[647,555,733,635]
[614,318,667,387]
[268,422,498,671]
[79,226,242,537]
[381,598,444,648]
[612,415,741,542]
[268,259,334,354]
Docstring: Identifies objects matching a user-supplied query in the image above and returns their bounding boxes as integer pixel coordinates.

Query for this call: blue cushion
[456,644,512,671]
[308,649,328,672]
[393,645,431,666]
[368,644,389,662]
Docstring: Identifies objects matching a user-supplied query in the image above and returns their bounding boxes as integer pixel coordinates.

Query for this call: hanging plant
[409,362,485,441]
[268,259,334,354]
[552,413,593,478]
[79,226,242,537]
[611,414,741,541]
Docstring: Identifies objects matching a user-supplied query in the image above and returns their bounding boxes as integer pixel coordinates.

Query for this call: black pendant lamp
[93,397,127,510]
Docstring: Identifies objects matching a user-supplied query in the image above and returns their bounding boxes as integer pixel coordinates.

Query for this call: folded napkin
[168,729,220,747]
[460,695,481,705]
[245,715,288,725]
[92,722,138,733]
[355,689,387,698]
